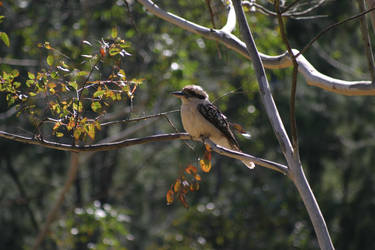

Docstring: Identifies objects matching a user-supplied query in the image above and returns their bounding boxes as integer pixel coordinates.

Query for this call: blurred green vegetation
[0,0,374,249]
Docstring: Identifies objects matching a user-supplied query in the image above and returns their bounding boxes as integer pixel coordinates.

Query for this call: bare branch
[136,0,375,96]
[298,6,375,57]
[221,0,237,33]
[365,0,375,34]
[0,130,191,152]
[100,110,179,126]
[275,0,299,150]
[312,42,369,78]
[0,128,288,175]
[285,0,326,17]
[357,0,375,82]
[232,0,293,160]
[242,0,326,17]
[203,138,288,174]
[232,1,334,249]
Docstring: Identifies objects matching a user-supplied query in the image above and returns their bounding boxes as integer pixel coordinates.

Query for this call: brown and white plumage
[172,85,255,169]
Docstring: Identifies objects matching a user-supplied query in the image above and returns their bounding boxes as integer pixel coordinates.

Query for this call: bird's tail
[241,160,255,169]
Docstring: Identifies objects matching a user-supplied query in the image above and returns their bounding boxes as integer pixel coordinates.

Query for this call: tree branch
[357,0,375,82]
[204,138,288,174]
[0,130,191,152]
[232,1,334,249]
[0,129,287,175]
[365,0,375,34]
[298,6,375,57]
[221,0,237,33]
[275,0,299,150]
[99,110,179,127]
[136,0,375,96]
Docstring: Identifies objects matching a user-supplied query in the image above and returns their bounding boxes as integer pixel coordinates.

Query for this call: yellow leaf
[87,123,95,140]
[53,122,61,131]
[195,174,201,181]
[56,132,64,137]
[200,150,212,173]
[73,129,81,140]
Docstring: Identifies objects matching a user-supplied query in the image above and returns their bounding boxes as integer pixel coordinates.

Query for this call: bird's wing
[197,102,239,149]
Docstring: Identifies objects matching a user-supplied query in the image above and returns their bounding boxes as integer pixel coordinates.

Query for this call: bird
[172,85,255,169]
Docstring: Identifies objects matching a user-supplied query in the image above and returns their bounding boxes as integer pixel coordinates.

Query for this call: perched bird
[172,85,255,169]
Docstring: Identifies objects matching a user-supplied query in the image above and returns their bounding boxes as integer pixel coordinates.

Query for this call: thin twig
[312,43,369,78]
[357,0,375,82]
[206,0,223,58]
[242,0,326,17]
[365,0,375,35]
[297,6,375,57]
[32,152,80,250]
[285,0,326,17]
[100,110,179,126]
[275,0,299,150]
[282,0,302,14]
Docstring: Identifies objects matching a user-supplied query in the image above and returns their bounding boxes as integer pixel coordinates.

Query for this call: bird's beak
[171,91,184,97]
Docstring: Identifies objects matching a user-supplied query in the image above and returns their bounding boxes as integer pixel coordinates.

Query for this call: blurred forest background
[1,0,375,249]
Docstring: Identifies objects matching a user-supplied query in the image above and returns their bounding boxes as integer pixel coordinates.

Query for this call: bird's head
[172,85,209,103]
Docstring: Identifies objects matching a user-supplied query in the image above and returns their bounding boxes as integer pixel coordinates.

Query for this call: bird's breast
[180,103,233,150]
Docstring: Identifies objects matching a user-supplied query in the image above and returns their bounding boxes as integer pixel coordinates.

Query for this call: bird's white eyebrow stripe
[183,89,206,99]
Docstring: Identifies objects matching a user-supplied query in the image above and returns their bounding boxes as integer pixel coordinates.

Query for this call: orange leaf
[67,119,75,131]
[166,189,174,205]
[53,122,61,131]
[195,174,201,181]
[185,164,197,175]
[100,46,106,57]
[200,150,212,173]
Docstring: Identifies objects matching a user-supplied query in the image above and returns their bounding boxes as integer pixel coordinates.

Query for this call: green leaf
[109,47,120,56]
[28,72,35,80]
[47,55,54,66]
[69,81,78,90]
[111,26,118,39]
[14,82,21,89]
[0,32,10,47]
[91,101,102,112]
[26,80,34,87]
[56,132,64,137]
[93,90,105,98]
[77,71,89,77]
[11,69,19,77]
